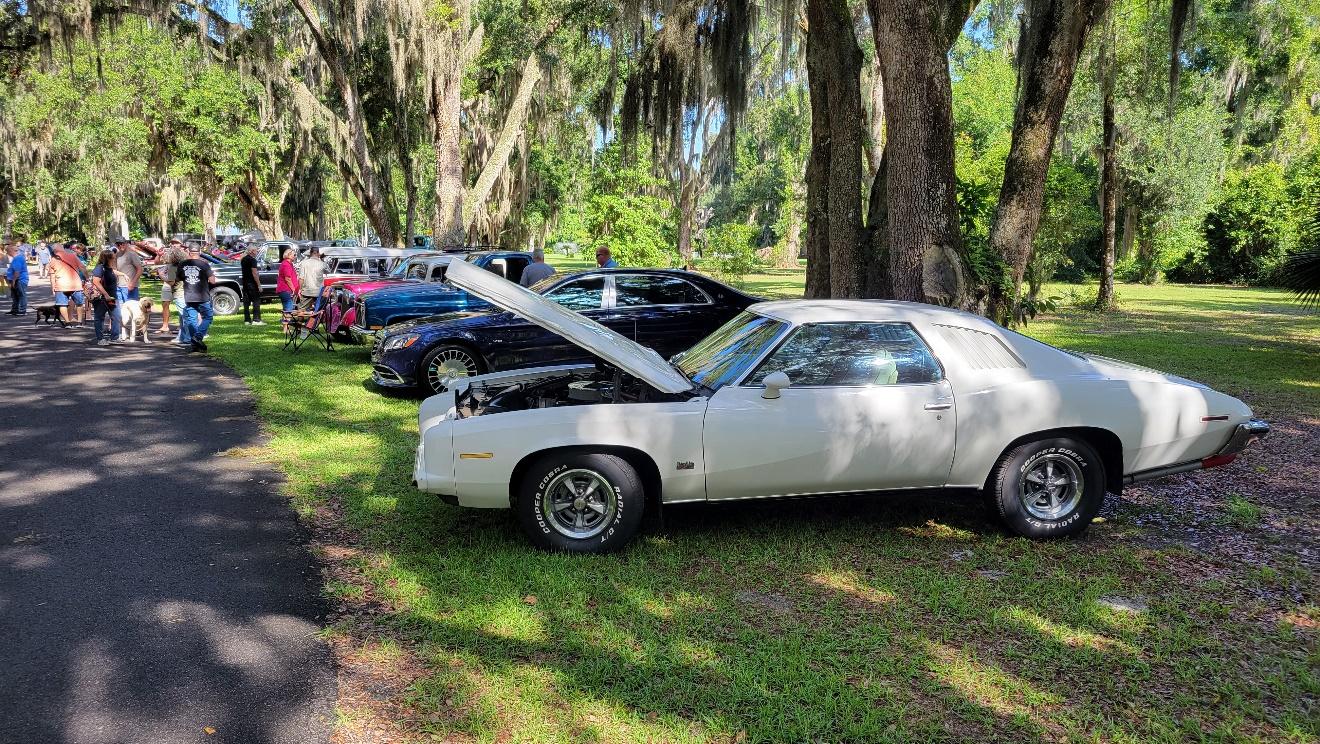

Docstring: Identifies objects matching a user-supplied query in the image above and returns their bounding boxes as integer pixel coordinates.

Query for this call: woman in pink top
[276,248,300,330]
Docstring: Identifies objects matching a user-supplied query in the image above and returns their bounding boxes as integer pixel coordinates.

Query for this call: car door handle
[923,402,953,411]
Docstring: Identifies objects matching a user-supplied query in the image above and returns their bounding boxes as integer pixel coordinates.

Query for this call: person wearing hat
[114,238,144,301]
[178,243,217,352]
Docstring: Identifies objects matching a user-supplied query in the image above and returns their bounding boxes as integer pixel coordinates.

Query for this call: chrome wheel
[1018,453,1084,520]
[425,347,479,391]
[541,468,617,539]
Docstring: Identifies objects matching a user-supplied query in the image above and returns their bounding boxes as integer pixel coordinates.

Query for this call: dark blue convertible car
[371,268,759,395]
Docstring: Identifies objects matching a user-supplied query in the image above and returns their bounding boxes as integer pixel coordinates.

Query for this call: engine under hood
[444,259,695,394]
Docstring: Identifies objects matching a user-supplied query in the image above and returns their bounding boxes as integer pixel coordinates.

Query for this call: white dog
[119,297,154,343]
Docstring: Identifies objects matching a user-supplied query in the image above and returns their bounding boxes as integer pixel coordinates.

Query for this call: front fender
[447,398,710,509]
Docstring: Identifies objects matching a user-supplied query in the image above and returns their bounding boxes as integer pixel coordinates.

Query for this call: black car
[371,269,760,395]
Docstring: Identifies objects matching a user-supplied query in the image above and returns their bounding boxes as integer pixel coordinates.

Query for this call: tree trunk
[462,53,544,233]
[804,0,865,298]
[109,204,130,242]
[198,183,224,243]
[779,181,805,269]
[986,0,1110,323]
[234,171,287,240]
[289,0,401,247]
[1119,201,1136,259]
[862,151,893,297]
[402,152,417,248]
[676,174,698,269]
[870,0,972,306]
[432,50,466,246]
[1095,18,1118,312]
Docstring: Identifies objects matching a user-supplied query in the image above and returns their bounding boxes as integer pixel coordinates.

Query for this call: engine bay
[455,362,686,418]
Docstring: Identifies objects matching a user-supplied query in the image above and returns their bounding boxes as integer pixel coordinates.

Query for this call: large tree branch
[461,54,542,229]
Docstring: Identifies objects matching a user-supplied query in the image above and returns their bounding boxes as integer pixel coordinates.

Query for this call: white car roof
[749,299,1003,331]
[322,247,422,259]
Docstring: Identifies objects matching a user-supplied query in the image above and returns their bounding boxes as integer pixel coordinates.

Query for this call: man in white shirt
[297,247,326,310]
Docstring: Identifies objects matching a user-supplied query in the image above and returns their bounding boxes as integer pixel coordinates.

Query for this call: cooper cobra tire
[418,344,485,395]
[991,437,1104,539]
[517,453,644,553]
[211,286,240,316]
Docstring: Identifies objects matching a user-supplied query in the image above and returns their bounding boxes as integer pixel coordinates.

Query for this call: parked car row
[200,240,1270,555]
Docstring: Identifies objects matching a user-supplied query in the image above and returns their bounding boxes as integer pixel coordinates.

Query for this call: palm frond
[1278,249,1320,307]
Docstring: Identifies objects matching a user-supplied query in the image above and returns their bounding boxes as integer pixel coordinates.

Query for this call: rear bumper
[1124,419,1270,484]
[1216,418,1271,456]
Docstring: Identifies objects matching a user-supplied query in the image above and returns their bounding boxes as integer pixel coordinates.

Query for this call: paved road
[0,282,335,744]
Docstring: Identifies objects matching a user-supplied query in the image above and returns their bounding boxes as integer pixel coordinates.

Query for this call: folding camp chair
[282,307,335,353]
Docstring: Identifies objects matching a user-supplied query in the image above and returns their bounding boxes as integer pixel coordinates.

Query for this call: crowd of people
[3,236,219,352]
[2,236,617,349]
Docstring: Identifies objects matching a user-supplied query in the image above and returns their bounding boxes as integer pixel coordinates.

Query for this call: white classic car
[415,259,1270,552]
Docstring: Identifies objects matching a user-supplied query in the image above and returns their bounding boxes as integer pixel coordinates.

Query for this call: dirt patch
[1117,415,1319,575]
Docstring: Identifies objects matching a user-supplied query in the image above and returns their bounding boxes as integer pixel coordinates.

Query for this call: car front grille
[370,333,384,357]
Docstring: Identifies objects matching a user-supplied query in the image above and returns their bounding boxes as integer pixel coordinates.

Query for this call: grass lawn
[208,278,1317,743]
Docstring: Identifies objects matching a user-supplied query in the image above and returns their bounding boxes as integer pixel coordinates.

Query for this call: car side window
[544,277,605,311]
[485,258,509,279]
[504,257,529,284]
[427,264,447,281]
[613,275,709,306]
[747,322,943,386]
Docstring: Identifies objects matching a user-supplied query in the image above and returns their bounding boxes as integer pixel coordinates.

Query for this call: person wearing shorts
[114,239,144,300]
[47,248,86,327]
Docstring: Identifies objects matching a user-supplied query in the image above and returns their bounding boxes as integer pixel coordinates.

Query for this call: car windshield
[672,311,787,390]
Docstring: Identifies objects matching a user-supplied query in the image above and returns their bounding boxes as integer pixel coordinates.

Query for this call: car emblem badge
[676,461,695,471]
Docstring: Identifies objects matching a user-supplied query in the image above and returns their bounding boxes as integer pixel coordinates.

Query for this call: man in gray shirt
[114,238,144,300]
[519,247,556,287]
[297,247,326,310]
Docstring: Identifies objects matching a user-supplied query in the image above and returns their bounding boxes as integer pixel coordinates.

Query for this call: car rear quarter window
[748,322,943,386]
[934,324,1025,370]
[545,276,606,310]
[614,275,709,306]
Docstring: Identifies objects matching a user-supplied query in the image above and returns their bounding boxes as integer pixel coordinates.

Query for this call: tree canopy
[3,0,1318,314]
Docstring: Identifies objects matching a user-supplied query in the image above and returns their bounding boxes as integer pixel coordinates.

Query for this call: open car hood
[445,259,694,394]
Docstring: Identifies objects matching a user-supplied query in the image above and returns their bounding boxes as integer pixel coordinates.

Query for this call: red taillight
[1201,415,1230,422]
[1201,454,1237,469]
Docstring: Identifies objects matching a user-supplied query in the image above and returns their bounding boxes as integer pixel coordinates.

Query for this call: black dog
[34,305,65,326]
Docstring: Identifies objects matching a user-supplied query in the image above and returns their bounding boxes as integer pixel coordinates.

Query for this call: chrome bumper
[1125,419,1270,485]
[349,324,379,346]
[1216,418,1271,456]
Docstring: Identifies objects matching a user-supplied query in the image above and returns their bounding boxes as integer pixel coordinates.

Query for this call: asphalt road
[0,281,335,744]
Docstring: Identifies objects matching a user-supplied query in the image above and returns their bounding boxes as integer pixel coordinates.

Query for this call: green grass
[1222,494,1264,529]
[208,279,1318,743]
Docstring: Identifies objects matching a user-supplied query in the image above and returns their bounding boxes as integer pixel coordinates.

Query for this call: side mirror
[761,371,791,400]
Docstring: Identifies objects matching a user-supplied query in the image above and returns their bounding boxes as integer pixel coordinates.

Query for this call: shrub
[1188,164,1293,284]
[704,222,760,288]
